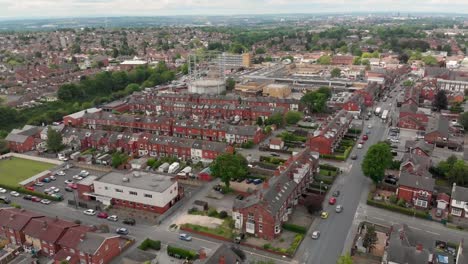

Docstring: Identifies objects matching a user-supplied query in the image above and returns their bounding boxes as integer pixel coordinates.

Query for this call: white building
[450,183,468,218]
[92,171,179,214]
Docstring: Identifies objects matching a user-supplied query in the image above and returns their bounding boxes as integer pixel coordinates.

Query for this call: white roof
[65,108,101,119]
[120,60,147,65]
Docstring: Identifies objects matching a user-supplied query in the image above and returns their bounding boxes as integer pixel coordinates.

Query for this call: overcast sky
[1,0,468,19]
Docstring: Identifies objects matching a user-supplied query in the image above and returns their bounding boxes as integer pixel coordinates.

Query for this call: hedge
[0,183,61,201]
[367,198,430,219]
[282,223,307,234]
[167,245,198,260]
[319,164,339,172]
[138,238,161,251]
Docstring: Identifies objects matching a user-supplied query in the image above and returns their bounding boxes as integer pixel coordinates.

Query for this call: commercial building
[232,151,319,240]
[262,83,291,99]
[90,171,181,214]
[219,53,252,68]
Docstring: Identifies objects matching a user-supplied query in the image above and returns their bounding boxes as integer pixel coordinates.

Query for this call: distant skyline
[1,0,468,19]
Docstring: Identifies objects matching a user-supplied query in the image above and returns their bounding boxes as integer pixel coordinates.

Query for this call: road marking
[426,231,440,235]
[408,226,422,231]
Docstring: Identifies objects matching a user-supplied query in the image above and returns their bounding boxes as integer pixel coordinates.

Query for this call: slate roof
[203,244,244,264]
[404,140,434,156]
[23,216,77,243]
[76,232,119,255]
[426,116,449,138]
[451,184,468,202]
[399,171,435,192]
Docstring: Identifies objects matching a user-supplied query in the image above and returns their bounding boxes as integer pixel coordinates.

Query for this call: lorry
[374,107,382,116]
[158,162,170,173]
[168,162,180,174]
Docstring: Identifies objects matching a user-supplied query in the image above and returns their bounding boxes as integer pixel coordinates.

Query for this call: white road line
[426,231,440,235]
[191,237,219,245]
[408,226,422,231]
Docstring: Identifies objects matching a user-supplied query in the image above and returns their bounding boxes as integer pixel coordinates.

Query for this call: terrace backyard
[0,157,55,186]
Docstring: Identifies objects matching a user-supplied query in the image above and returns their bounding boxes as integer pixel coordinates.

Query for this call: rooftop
[96,171,176,193]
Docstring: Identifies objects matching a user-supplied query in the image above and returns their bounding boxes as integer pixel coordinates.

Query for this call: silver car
[335,205,343,213]
[311,231,320,239]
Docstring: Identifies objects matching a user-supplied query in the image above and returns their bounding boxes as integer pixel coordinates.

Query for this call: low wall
[1,152,62,165]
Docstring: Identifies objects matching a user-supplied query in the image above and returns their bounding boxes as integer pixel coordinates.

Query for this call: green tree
[111,152,129,168]
[180,63,189,75]
[301,91,329,113]
[331,68,341,78]
[337,253,353,264]
[70,43,81,54]
[363,225,378,253]
[256,116,264,126]
[265,113,284,127]
[229,43,247,54]
[46,126,63,153]
[285,111,303,125]
[447,160,468,186]
[210,153,248,189]
[352,57,361,65]
[433,90,448,111]
[422,55,438,66]
[317,55,331,65]
[362,143,393,183]
[459,112,468,130]
[226,77,236,90]
[255,47,266,54]
[0,139,9,154]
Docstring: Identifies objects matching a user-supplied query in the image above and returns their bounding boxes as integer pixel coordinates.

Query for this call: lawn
[0,157,55,186]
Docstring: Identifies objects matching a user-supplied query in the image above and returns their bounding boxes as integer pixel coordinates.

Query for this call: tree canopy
[285,111,303,125]
[226,77,236,90]
[337,253,353,264]
[46,127,63,153]
[362,143,393,184]
[331,68,341,78]
[210,153,248,188]
[300,87,332,113]
[363,225,378,253]
[317,55,331,65]
[433,90,448,111]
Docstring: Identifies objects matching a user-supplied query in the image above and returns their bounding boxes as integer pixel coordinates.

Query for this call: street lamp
[319,181,324,195]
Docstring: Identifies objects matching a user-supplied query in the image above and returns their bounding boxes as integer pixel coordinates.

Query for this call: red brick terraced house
[23,216,78,256]
[396,170,435,209]
[54,226,123,264]
[404,140,434,158]
[232,151,319,240]
[5,125,43,153]
[308,110,353,155]
[0,208,43,246]
[397,104,428,131]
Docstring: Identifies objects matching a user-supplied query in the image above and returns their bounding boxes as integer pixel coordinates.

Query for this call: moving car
[351,154,358,160]
[83,209,96,216]
[123,218,136,225]
[329,197,337,205]
[311,231,320,240]
[10,191,20,197]
[79,170,90,177]
[335,205,343,213]
[40,199,51,205]
[107,215,119,222]
[362,135,368,140]
[320,212,329,219]
[97,212,109,219]
[179,233,192,241]
[367,124,372,129]
[116,228,129,235]
[357,144,363,149]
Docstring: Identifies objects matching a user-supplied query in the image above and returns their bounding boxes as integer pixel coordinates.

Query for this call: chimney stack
[42,221,48,229]
[80,233,86,242]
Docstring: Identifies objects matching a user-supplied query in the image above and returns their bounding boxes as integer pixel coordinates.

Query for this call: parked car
[384,178,398,185]
[179,233,192,241]
[116,228,129,235]
[42,178,51,183]
[10,191,20,197]
[270,153,280,157]
[23,195,33,200]
[320,211,329,219]
[329,197,337,205]
[362,135,368,140]
[123,218,136,225]
[73,175,83,180]
[357,144,363,149]
[245,178,254,184]
[252,179,263,185]
[107,215,119,222]
[50,176,57,181]
[79,170,90,177]
[236,194,244,200]
[65,187,73,192]
[335,205,343,213]
[0,196,11,204]
[31,196,41,202]
[367,124,372,129]
[34,182,44,187]
[97,212,109,219]
[83,209,96,216]
[40,199,51,205]
[0,188,6,193]
[351,154,358,160]
[65,179,74,184]
[311,231,320,240]
[56,171,66,176]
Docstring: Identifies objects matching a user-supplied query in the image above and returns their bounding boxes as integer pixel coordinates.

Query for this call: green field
[0,157,55,186]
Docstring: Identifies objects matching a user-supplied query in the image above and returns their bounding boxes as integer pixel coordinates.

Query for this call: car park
[335,205,343,213]
[40,199,51,205]
[179,233,192,241]
[10,191,20,197]
[116,228,129,235]
[42,178,51,183]
[34,182,44,187]
[73,175,83,180]
[97,212,109,219]
[107,215,119,222]
[123,218,136,225]
[311,231,320,240]
[321,212,329,219]
[56,171,66,176]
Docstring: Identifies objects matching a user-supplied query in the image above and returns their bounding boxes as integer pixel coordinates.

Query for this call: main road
[296,84,401,264]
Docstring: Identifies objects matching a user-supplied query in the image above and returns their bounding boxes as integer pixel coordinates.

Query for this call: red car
[362,135,368,140]
[67,183,78,189]
[31,196,41,202]
[97,212,109,219]
[359,140,365,145]
[26,186,35,191]
[329,197,337,205]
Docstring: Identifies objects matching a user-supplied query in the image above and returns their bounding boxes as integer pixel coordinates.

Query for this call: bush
[397,198,406,207]
[319,164,339,172]
[207,208,219,218]
[138,238,161,251]
[367,198,429,219]
[219,211,228,219]
[287,234,304,255]
[263,243,272,250]
[167,245,198,260]
[240,140,255,149]
[282,223,307,234]
[389,195,398,204]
